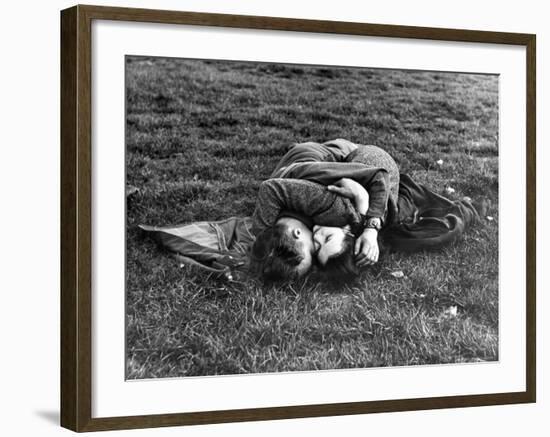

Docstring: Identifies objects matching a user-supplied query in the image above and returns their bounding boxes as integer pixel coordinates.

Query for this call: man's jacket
[139,217,254,278]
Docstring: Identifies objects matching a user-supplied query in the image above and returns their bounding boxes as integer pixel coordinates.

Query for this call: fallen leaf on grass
[444,306,458,317]
[126,185,139,197]
[390,271,405,278]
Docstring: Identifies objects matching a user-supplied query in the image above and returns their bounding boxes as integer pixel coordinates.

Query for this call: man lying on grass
[139,139,395,280]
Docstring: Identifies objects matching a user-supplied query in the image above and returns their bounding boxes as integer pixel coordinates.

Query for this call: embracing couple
[140,139,479,282]
[250,139,399,280]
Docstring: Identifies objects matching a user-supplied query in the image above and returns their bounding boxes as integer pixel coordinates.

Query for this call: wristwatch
[365,217,382,231]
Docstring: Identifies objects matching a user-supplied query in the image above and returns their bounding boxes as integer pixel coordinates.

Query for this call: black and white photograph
[2,0,545,434]
[125,56,499,379]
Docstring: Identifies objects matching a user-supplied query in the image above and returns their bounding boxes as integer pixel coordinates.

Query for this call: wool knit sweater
[252,140,399,235]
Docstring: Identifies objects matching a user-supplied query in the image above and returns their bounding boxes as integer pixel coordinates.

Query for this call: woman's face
[312,225,350,265]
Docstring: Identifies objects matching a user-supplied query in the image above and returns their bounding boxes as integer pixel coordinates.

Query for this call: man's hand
[354,228,379,267]
[327,178,363,199]
[327,178,369,215]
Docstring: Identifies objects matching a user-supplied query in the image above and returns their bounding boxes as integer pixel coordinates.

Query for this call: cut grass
[126,56,499,378]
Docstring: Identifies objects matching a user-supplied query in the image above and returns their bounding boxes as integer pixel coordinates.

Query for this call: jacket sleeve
[251,178,354,235]
[364,171,390,221]
[280,162,390,222]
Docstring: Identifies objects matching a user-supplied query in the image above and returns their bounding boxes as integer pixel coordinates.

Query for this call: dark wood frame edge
[60,4,537,432]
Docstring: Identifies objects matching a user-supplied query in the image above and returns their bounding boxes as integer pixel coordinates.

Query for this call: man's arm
[252,178,356,236]
[280,161,390,223]
[307,170,383,267]
[326,178,369,216]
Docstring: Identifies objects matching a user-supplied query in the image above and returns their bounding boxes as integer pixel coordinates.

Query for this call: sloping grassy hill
[126,57,498,378]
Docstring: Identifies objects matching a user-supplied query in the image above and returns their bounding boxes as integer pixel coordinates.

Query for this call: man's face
[276,217,314,276]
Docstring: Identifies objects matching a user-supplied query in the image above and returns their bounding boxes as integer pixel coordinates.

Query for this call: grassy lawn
[125,56,499,379]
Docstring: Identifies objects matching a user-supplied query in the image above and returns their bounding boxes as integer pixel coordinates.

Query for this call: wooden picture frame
[60,4,536,432]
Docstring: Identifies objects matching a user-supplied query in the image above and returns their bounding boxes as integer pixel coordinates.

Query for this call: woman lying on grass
[251,140,481,281]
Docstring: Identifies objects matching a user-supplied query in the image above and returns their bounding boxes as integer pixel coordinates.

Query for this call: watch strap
[365,217,382,231]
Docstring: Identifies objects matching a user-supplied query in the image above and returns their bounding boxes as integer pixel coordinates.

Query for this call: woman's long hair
[321,229,359,281]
